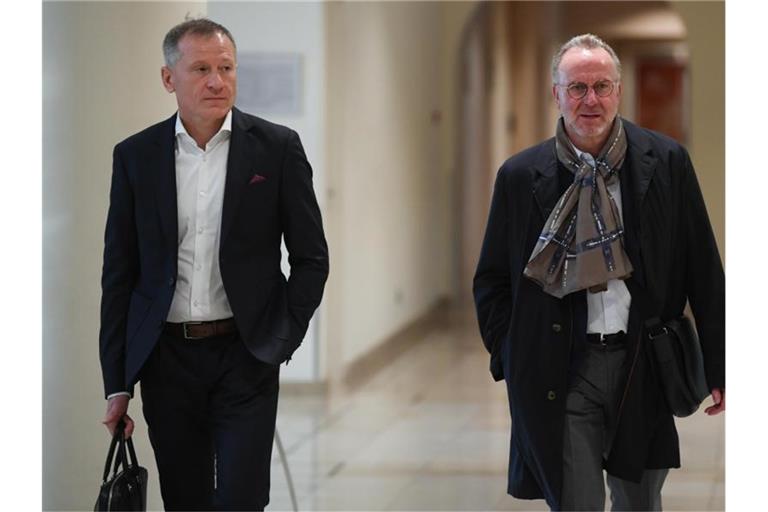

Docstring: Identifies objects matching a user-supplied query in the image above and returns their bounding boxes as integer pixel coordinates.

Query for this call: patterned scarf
[523,116,633,298]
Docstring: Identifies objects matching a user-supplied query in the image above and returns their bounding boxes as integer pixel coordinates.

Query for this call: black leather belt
[164,318,237,340]
[586,331,626,346]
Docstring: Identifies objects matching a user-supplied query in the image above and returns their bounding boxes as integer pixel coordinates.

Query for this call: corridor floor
[269,307,724,511]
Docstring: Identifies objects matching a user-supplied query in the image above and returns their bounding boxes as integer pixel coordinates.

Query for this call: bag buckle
[647,326,669,340]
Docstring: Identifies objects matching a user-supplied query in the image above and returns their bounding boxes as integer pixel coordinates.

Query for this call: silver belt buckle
[601,331,625,345]
[183,321,205,340]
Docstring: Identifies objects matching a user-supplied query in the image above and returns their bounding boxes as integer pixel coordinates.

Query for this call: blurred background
[43,1,724,510]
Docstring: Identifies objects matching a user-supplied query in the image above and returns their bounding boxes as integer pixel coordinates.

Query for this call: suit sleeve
[473,168,513,382]
[681,150,725,390]
[279,130,329,353]
[99,144,139,398]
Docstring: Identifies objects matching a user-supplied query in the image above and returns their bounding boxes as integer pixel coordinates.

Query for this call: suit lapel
[152,114,178,254]
[221,108,262,245]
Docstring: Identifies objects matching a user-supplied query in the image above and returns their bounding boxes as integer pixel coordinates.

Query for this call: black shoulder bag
[645,315,710,417]
[94,421,148,511]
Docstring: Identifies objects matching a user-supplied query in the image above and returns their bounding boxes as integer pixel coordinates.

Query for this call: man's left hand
[704,388,725,415]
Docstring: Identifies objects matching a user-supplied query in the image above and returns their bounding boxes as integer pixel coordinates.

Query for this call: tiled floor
[268,307,724,511]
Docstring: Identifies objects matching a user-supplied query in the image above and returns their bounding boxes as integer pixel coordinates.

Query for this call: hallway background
[42,1,724,509]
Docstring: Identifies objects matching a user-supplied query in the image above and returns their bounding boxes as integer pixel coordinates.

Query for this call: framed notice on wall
[235,53,303,116]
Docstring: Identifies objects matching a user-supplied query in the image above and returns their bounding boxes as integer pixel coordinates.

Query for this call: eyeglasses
[557,80,617,100]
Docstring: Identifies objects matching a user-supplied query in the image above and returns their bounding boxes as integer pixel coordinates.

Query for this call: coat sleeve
[99,144,139,398]
[681,150,725,390]
[473,168,513,382]
[279,130,329,356]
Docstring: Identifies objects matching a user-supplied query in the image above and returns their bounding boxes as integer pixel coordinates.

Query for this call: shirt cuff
[106,392,131,400]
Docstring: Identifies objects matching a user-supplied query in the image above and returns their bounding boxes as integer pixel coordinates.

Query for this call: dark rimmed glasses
[557,79,617,100]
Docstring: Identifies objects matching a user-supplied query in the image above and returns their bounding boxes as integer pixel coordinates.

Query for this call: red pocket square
[249,173,267,185]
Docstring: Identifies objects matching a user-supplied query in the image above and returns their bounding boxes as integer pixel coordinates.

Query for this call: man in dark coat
[98,19,328,510]
[473,34,724,511]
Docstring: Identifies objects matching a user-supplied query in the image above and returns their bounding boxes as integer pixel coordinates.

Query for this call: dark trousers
[140,330,279,511]
[561,342,668,511]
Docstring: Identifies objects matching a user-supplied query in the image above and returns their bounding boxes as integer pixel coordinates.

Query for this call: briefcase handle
[100,419,140,484]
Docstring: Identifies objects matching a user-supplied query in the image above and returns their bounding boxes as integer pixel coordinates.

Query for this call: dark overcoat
[473,119,724,510]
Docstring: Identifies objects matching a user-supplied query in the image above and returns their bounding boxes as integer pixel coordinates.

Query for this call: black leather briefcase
[94,421,148,511]
[646,315,710,417]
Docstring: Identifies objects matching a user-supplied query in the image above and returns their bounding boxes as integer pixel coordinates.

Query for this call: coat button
[551,323,562,333]
[547,390,557,401]
[168,277,175,286]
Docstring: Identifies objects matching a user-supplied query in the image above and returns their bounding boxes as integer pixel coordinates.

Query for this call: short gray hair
[551,33,621,84]
[162,18,237,68]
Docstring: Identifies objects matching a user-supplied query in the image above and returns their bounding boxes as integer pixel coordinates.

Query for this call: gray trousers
[560,342,668,511]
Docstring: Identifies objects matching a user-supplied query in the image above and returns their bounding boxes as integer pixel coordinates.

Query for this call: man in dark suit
[473,34,724,511]
[99,18,328,510]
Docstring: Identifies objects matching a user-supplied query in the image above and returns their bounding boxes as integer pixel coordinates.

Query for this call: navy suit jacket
[99,108,329,398]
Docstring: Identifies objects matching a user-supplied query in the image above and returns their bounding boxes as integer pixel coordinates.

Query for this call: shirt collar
[174,109,233,142]
[569,140,595,166]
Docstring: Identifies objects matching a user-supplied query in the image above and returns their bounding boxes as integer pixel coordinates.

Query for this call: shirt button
[195,265,201,271]
[193,300,199,307]
[197,227,203,234]
[551,323,562,333]
[547,390,557,401]
[199,191,206,197]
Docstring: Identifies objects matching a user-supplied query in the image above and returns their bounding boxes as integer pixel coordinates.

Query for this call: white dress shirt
[573,148,631,334]
[167,110,234,322]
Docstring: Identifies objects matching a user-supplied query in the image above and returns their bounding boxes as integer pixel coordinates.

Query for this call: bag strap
[113,426,128,476]
[100,421,122,483]
[125,435,140,468]
[101,419,130,482]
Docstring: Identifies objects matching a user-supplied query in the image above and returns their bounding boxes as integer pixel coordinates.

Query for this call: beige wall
[323,1,457,374]
[43,2,205,509]
[489,2,513,176]
[671,1,725,259]
[456,4,493,303]
[562,1,685,40]
[506,1,561,154]
[442,1,478,299]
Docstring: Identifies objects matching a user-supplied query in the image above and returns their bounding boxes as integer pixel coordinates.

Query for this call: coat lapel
[620,120,659,289]
[152,114,178,254]
[221,108,262,245]
[532,140,564,222]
